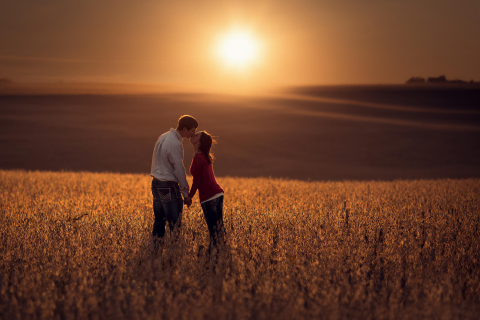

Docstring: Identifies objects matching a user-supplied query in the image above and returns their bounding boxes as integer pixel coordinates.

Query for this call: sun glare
[215,29,261,70]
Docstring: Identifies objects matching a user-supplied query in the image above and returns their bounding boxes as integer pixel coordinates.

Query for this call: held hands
[184,197,192,208]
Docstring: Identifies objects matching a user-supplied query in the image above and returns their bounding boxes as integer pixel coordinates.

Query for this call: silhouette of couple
[150,115,225,253]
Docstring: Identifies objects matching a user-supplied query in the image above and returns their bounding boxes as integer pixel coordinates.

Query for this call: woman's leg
[201,196,226,249]
[201,199,219,246]
[215,196,225,244]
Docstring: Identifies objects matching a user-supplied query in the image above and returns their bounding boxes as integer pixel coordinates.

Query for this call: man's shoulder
[157,130,170,141]
[159,130,177,141]
[165,132,182,148]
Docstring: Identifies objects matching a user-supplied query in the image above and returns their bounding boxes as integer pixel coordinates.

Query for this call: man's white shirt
[150,128,189,198]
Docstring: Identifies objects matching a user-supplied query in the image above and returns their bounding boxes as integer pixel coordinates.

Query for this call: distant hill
[406,75,479,85]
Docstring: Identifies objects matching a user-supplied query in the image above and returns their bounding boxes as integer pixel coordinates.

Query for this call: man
[150,115,198,242]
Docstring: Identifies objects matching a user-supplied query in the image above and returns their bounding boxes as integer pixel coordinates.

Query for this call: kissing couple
[150,115,225,253]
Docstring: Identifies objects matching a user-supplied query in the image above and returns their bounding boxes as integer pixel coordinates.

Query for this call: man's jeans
[201,195,225,247]
[151,178,183,238]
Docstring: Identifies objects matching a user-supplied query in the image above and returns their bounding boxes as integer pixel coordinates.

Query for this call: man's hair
[176,115,198,131]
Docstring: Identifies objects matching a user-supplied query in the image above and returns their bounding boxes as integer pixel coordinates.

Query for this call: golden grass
[1,170,479,319]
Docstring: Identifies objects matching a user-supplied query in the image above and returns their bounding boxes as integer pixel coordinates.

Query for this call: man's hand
[184,197,192,208]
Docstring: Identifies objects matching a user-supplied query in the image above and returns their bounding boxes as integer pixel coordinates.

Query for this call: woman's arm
[188,154,203,199]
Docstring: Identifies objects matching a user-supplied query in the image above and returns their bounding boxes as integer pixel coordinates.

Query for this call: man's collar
[170,128,182,141]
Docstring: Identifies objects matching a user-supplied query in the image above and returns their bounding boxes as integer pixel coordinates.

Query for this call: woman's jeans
[201,195,225,247]
[151,178,183,238]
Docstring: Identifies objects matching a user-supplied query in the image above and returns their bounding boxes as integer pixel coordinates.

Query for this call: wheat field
[1,170,479,319]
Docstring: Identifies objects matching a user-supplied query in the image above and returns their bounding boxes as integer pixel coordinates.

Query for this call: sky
[1,0,479,91]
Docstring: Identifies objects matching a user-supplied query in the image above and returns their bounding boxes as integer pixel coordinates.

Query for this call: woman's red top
[188,152,224,203]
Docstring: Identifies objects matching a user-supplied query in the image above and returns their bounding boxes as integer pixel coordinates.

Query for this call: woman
[188,131,225,251]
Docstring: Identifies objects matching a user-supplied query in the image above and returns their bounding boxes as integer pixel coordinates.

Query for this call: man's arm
[168,144,190,199]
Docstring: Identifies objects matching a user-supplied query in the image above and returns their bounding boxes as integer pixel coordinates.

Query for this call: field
[1,85,480,318]
[1,170,479,319]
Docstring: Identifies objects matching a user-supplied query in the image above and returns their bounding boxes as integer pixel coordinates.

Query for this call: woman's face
[190,132,201,148]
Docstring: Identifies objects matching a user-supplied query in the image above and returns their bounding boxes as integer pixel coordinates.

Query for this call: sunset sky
[1,0,479,91]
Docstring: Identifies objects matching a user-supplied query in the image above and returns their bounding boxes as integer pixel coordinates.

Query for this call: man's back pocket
[156,188,171,202]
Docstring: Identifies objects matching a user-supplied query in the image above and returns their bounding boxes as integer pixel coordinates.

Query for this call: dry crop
[1,170,479,319]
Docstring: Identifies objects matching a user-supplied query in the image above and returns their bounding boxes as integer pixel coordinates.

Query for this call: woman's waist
[197,183,223,194]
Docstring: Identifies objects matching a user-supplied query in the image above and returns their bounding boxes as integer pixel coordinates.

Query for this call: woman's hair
[198,131,215,164]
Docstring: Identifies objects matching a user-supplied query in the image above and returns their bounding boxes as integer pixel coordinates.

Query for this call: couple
[150,115,225,252]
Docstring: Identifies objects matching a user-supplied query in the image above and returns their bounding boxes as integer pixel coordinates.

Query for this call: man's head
[176,115,198,138]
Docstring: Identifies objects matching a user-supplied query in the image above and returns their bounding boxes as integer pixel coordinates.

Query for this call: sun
[215,28,261,70]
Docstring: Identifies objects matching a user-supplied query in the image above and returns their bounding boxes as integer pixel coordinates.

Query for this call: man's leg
[162,185,183,233]
[152,198,166,253]
[152,179,167,239]
[152,199,166,238]
[152,181,183,246]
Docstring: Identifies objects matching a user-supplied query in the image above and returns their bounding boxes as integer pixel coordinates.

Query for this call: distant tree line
[406,75,478,84]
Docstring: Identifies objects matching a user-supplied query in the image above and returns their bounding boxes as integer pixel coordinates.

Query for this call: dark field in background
[1,85,479,180]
